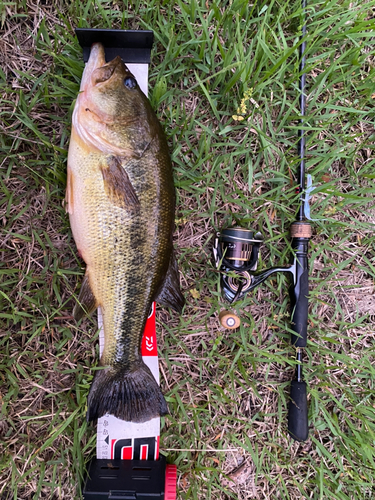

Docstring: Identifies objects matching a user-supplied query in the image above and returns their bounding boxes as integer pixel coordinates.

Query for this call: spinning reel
[213,227,263,303]
[213,226,297,305]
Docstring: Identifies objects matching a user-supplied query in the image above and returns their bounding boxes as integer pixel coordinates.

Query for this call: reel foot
[219,310,240,329]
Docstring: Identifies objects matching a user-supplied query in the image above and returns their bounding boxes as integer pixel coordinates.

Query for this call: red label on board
[140,444,148,460]
[141,302,157,356]
[110,437,159,460]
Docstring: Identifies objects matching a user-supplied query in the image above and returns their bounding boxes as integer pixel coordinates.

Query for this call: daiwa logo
[141,303,157,356]
[145,336,154,351]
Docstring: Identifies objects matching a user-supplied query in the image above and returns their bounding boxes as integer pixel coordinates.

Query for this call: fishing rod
[213,0,311,442]
[287,0,311,442]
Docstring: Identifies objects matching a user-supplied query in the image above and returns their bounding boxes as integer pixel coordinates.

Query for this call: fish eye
[124,76,137,89]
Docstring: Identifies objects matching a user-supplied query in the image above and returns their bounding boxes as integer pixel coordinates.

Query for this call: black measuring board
[75,28,154,63]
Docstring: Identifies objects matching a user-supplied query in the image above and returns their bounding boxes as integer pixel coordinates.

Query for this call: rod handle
[289,267,309,347]
[288,380,308,441]
[289,232,310,348]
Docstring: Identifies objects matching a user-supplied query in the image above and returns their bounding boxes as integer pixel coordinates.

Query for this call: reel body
[213,227,263,302]
[213,226,295,303]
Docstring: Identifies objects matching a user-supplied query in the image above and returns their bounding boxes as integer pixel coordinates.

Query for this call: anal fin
[73,272,98,321]
[155,251,185,314]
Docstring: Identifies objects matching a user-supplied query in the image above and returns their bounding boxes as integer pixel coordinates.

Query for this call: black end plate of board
[82,456,167,500]
[75,29,154,63]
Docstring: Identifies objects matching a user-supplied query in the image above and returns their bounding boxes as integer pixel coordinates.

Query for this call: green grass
[1,0,375,498]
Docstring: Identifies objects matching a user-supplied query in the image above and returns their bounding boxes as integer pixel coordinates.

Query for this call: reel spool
[213,227,263,303]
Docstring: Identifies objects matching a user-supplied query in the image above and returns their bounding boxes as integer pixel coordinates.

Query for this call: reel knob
[219,310,240,329]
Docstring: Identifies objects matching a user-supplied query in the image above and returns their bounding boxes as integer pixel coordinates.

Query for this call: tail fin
[87,361,168,423]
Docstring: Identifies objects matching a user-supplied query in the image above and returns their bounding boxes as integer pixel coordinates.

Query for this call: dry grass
[1,0,375,499]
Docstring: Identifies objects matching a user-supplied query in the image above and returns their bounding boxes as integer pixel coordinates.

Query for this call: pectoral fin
[100,155,140,210]
[155,251,185,313]
[73,272,98,321]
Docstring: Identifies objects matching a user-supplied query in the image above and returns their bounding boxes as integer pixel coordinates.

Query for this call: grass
[0,0,375,498]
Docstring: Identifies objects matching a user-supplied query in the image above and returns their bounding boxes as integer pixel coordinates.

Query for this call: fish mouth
[79,43,105,92]
[91,56,123,86]
[79,43,123,91]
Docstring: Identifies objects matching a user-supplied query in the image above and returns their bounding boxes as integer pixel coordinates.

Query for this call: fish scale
[66,43,184,423]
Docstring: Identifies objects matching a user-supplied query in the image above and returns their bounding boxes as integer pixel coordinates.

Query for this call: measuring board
[96,303,160,461]
[95,54,160,460]
[93,57,161,460]
[77,30,178,499]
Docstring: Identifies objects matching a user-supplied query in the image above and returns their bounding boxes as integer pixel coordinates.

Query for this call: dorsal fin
[154,251,185,313]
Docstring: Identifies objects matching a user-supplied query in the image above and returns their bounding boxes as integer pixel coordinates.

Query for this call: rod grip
[288,380,308,441]
[289,237,309,347]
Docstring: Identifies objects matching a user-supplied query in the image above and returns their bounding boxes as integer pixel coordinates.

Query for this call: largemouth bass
[66,43,184,423]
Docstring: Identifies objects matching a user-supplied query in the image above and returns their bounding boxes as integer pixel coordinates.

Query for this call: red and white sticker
[96,303,160,460]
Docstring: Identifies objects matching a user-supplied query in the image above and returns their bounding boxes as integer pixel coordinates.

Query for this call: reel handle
[288,380,308,441]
